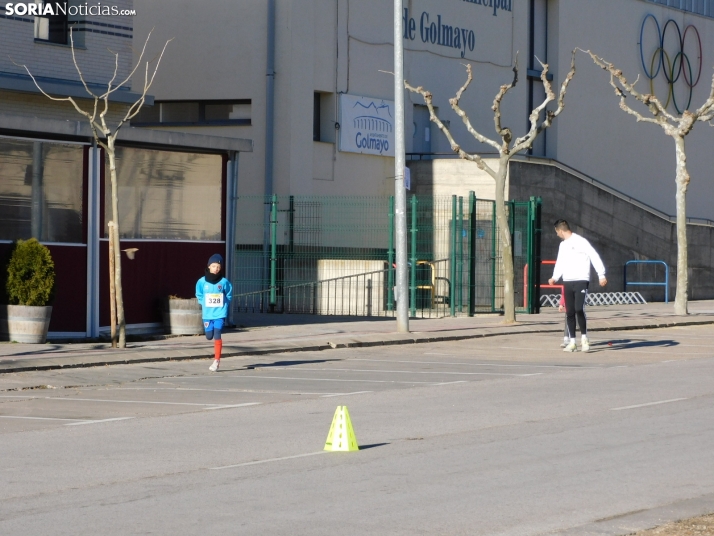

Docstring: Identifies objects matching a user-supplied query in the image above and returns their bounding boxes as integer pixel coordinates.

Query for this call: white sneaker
[209,360,220,372]
[563,342,577,352]
[560,340,569,348]
[581,338,590,352]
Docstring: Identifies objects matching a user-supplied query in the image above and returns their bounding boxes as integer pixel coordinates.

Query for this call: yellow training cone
[324,406,359,452]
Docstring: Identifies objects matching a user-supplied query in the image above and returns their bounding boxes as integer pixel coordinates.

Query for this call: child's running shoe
[562,342,577,352]
[209,359,220,372]
[581,337,590,352]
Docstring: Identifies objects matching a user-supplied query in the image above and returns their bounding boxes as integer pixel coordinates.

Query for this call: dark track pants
[563,280,589,338]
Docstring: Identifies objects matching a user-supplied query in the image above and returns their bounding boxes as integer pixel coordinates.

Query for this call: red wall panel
[99,241,227,326]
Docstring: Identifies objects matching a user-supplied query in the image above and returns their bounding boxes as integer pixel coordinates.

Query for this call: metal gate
[231,194,541,317]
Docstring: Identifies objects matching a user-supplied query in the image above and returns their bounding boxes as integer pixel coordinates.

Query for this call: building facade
[133,0,714,222]
[0,0,251,338]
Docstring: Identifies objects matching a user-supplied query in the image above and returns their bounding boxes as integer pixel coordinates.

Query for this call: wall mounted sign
[338,94,395,157]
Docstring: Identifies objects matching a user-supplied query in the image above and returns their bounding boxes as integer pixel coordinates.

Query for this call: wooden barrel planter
[163,298,203,335]
[0,305,53,344]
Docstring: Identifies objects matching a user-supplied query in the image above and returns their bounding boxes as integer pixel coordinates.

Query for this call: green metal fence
[231,194,541,318]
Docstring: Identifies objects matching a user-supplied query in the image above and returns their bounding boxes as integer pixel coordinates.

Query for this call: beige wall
[132,0,525,199]
[551,0,714,220]
[132,0,714,220]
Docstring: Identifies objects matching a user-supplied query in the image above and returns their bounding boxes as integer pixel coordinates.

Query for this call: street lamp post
[394,0,409,333]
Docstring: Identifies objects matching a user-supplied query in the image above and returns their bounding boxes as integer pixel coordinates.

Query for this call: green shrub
[5,239,55,306]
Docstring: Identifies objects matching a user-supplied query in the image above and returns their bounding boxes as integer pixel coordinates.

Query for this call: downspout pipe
[527,0,535,155]
[263,0,276,290]
[265,0,276,199]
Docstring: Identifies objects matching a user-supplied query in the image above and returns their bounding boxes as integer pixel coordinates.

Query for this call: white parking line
[267,367,541,377]
[352,358,601,369]
[0,415,79,422]
[608,350,708,356]
[116,387,336,396]
[203,403,261,410]
[320,391,372,398]
[66,417,135,426]
[182,375,438,385]
[46,397,233,407]
[610,398,689,411]
[210,451,325,470]
[44,397,263,411]
[0,415,134,425]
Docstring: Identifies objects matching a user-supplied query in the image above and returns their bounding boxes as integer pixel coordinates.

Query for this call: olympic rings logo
[639,14,702,113]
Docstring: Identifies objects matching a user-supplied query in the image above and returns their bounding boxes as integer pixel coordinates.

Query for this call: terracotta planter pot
[163,298,203,335]
[0,305,52,344]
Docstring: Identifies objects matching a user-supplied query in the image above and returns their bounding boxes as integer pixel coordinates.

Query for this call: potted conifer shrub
[0,239,55,343]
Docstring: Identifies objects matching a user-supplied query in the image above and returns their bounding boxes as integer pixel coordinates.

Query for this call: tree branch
[68,28,98,99]
[446,64,501,152]
[114,38,172,135]
[512,50,576,153]
[492,53,518,152]
[582,48,677,123]
[404,79,497,179]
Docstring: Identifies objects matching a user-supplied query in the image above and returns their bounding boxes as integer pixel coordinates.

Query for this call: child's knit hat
[207,254,223,266]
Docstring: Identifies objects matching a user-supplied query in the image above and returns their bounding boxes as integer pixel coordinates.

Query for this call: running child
[196,254,233,372]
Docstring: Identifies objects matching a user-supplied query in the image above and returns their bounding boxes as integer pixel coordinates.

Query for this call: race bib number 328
[205,293,223,307]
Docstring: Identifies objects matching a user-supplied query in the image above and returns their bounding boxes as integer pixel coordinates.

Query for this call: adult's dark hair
[553,219,570,232]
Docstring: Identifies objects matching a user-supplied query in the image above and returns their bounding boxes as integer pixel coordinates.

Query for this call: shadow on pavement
[597,339,679,350]
[244,358,342,369]
[358,443,390,450]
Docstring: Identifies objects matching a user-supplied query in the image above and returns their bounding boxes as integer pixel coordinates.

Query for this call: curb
[1,317,713,375]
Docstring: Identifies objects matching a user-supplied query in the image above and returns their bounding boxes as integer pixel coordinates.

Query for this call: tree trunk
[108,221,117,347]
[107,138,127,347]
[673,135,689,315]
[495,157,515,323]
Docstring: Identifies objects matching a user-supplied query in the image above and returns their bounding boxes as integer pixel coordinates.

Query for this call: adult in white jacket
[548,219,607,352]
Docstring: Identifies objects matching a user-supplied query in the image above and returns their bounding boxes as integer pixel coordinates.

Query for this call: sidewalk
[1,301,713,374]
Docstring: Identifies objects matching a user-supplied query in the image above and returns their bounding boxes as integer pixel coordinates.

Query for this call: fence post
[388,196,395,311]
[527,197,536,314]
[491,201,496,312]
[288,195,294,255]
[534,197,542,313]
[468,191,476,316]
[458,196,464,313]
[450,195,457,317]
[410,195,418,318]
[270,194,278,308]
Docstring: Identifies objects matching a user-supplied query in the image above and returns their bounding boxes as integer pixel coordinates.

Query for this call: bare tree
[17,29,171,347]
[405,52,577,323]
[583,50,714,315]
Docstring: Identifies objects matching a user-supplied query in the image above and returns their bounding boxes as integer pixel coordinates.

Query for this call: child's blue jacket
[195,277,233,320]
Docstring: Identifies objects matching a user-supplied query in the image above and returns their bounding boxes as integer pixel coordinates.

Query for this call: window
[104,147,223,241]
[0,138,84,243]
[132,100,251,126]
[313,92,335,143]
[313,93,321,141]
[34,1,68,44]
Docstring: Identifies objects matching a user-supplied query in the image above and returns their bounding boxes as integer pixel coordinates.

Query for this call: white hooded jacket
[551,233,606,282]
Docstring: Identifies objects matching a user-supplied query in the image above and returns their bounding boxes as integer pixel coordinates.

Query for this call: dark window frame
[131,99,252,127]
[34,4,69,45]
[313,92,321,141]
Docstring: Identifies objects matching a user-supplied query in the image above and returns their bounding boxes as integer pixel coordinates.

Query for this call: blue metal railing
[624,260,669,303]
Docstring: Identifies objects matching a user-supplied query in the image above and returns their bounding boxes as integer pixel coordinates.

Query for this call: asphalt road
[1,325,713,535]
